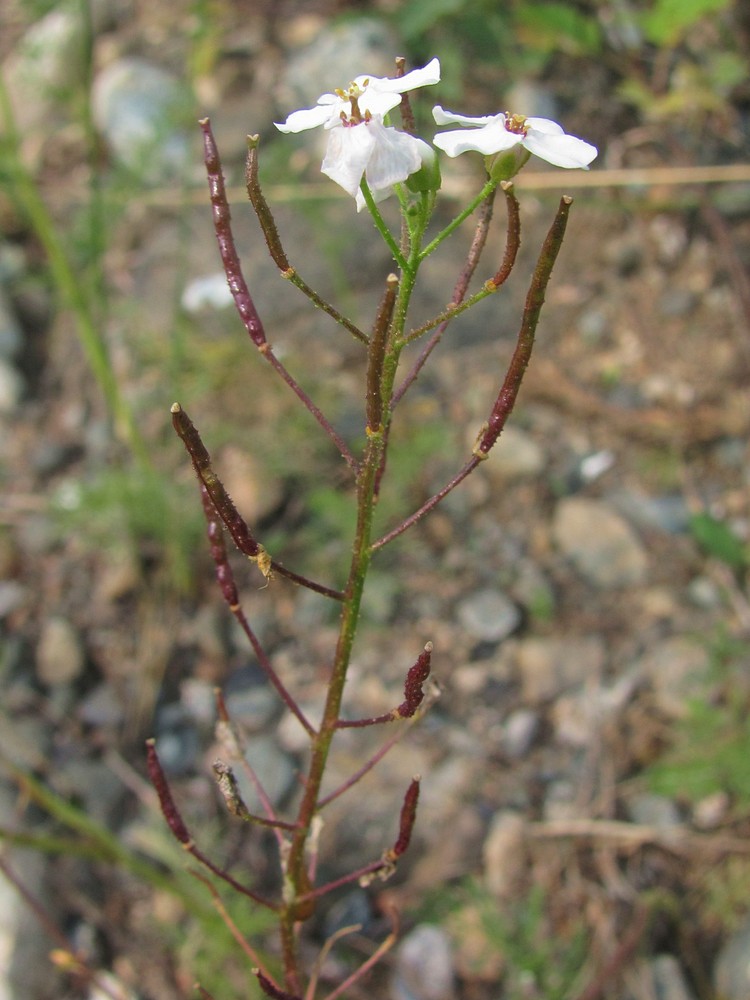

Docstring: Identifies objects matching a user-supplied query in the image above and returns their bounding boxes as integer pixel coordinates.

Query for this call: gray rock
[279,18,401,124]
[0,286,23,361]
[391,924,457,1000]
[551,670,639,747]
[628,956,697,1000]
[553,497,648,588]
[457,588,521,642]
[78,682,126,729]
[1,4,88,162]
[715,918,750,1000]
[627,793,682,830]
[229,735,296,813]
[0,359,24,413]
[501,708,540,759]
[223,666,279,733]
[35,616,85,686]
[91,58,192,181]
[516,635,605,703]
[611,489,690,535]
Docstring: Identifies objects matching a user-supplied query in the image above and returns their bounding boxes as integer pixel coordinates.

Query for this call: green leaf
[394,0,466,40]
[641,0,732,46]
[690,512,749,571]
[514,2,602,56]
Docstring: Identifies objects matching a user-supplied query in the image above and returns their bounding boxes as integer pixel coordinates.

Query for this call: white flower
[275,59,440,209]
[276,59,441,135]
[432,106,597,169]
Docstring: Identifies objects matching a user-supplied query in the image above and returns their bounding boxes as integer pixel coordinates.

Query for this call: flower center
[503,113,529,136]
[335,80,372,125]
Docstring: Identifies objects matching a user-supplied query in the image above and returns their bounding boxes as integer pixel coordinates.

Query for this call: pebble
[552,497,648,588]
[391,924,457,1000]
[714,914,750,1000]
[153,704,201,776]
[627,793,682,830]
[483,810,527,900]
[35,616,85,686]
[551,670,639,747]
[632,636,707,718]
[629,955,698,1000]
[611,489,690,535]
[0,359,24,413]
[484,425,545,480]
[91,58,192,181]
[1,5,88,162]
[180,273,234,313]
[78,682,126,729]
[223,668,279,732]
[501,708,540,759]
[516,635,605,703]
[228,735,296,813]
[279,18,400,121]
[457,588,522,643]
[0,285,23,362]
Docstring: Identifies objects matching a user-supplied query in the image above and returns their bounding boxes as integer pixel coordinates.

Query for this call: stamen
[504,112,529,136]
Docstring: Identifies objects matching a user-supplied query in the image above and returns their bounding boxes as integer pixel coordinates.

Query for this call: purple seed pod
[392,776,421,858]
[200,118,268,348]
[145,739,191,845]
[171,402,260,559]
[254,970,302,1000]
[395,642,432,718]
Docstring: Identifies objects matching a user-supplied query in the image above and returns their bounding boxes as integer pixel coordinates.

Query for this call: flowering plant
[150,56,597,999]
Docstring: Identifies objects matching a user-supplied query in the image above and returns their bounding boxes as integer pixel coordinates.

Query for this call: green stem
[359,180,409,271]
[419,175,498,261]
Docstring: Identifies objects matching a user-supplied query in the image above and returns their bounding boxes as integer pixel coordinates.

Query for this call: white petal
[321,123,376,197]
[523,129,598,168]
[432,105,497,127]
[433,120,520,157]
[524,117,566,136]
[363,120,423,192]
[359,91,406,118]
[275,103,335,133]
[374,58,441,94]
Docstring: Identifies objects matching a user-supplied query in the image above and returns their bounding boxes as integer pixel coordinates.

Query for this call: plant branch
[245,135,368,345]
[200,118,358,470]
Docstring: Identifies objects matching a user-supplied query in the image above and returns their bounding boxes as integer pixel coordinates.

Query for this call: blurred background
[1,1,749,998]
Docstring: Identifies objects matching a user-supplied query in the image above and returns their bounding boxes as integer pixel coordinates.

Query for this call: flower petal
[275,103,335,133]
[523,129,598,168]
[363,119,423,191]
[374,58,441,94]
[432,105,497,128]
[524,117,566,136]
[321,122,376,196]
[433,119,520,157]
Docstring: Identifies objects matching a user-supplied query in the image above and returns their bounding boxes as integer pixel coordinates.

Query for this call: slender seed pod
[391,776,420,858]
[477,196,572,457]
[171,402,260,559]
[145,739,191,845]
[366,274,398,434]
